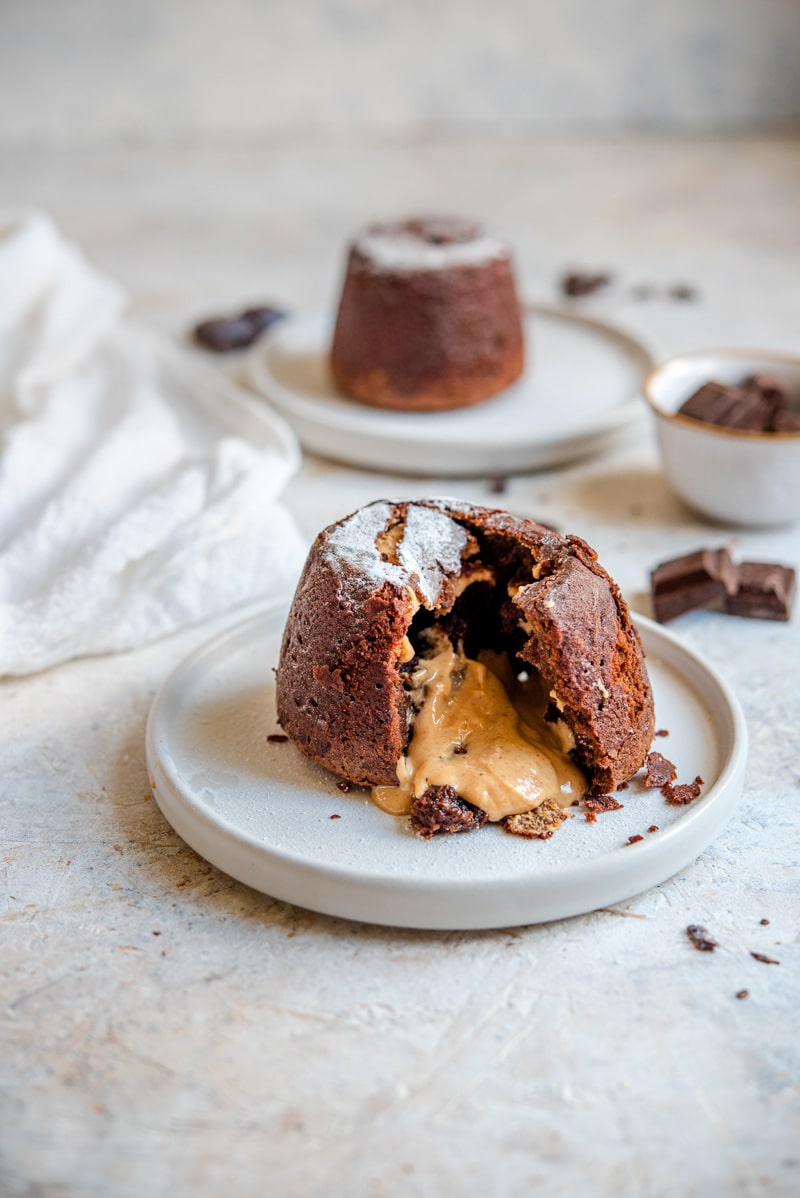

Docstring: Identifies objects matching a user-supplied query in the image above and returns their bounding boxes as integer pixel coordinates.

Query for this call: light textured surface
[2,0,800,138]
[1,137,800,1196]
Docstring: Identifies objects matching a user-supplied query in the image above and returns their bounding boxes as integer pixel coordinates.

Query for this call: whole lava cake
[276,499,654,838]
[330,216,525,412]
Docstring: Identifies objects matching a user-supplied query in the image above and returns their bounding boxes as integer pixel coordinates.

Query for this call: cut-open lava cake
[276,499,654,839]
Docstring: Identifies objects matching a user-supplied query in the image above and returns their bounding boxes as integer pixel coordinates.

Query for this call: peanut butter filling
[373,641,586,821]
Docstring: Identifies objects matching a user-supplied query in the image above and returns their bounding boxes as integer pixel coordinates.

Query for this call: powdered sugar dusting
[354,230,509,273]
[397,504,467,604]
[322,500,466,607]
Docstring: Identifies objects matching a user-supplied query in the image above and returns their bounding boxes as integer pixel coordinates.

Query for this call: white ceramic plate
[145,607,747,930]
[245,306,653,475]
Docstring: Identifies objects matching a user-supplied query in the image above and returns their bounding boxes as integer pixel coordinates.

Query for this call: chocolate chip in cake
[686,924,718,952]
[725,561,796,622]
[651,548,738,622]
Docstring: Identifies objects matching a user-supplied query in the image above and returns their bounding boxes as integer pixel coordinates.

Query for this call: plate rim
[145,606,748,925]
[244,304,654,474]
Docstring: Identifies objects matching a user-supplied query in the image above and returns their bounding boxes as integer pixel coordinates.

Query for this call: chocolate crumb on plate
[488,475,508,495]
[663,776,704,806]
[655,728,670,738]
[626,834,644,845]
[410,786,487,838]
[645,751,677,788]
[735,990,749,1000]
[192,304,287,353]
[686,924,718,952]
[504,798,570,840]
[760,918,770,926]
[750,951,780,965]
[330,814,341,820]
[585,794,624,813]
[651,548,737,622]
[725,561,796,622]
[647,825,659,833]
[669,284,698,302]
[267,733,289,743]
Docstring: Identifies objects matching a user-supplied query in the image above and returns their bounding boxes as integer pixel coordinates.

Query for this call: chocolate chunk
[773,409,800,433]
[743,373,789,428]
[725,562,796,621]
[560,271,612,298]
[663,776,704,806]
[686,924,718,952]
[678,381,771,431]
[750,951,780,965]
[651,548,737,622]
[410,786,487,838]
[193,304,287,352]
[644,751,677,788]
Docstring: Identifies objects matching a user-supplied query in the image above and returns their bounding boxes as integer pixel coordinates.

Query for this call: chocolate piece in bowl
[275,499,655,840]
[678,382,772,432]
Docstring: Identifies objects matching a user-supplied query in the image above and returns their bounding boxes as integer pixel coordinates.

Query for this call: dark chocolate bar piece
[678,382,771,431]
[744,373,789,426]
[773,409,800,433]
[651,548,737,622]
[725,562,796,621]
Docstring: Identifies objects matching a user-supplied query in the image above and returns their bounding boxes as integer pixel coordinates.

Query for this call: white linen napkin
[0,210,306,676]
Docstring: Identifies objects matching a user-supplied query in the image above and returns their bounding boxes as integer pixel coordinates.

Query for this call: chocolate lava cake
[330,217,525,412]
[276,500,655,838]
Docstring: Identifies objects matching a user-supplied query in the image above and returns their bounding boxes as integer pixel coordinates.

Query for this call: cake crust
[276,499,655,793]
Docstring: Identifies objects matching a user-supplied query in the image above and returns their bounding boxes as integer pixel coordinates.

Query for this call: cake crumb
[760,918,770,926]
[645,751,677,788]
[686,924,718,952]
[663,776,704,806]
[750,951,780,965]
[585,794,624,814]
[655,728,670,738]
[626,834,644,845]
[330,814,341,820]
[647,825,659,833]
[735,990,749,1000]
[504,798,570,840]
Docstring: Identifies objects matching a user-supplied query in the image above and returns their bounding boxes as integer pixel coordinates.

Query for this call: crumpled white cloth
[0,210,306,676]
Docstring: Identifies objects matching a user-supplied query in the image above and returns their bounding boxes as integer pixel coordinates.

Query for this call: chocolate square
[678,381,772,431]
[651,548,738,622]
[725,562,796,621]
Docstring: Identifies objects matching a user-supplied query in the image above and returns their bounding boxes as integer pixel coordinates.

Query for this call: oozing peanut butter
[373,642,586,821]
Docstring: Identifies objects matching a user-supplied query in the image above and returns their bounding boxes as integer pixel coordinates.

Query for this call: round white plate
[146,607,747,930]
[245,306,653,475]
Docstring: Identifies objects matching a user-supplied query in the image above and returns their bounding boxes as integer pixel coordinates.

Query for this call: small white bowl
[644,350,800,527]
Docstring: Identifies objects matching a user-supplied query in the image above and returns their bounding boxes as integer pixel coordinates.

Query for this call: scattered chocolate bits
[677,373,797,434]
[735,989,749,1000]
[651,548,737,622]
[626,834,644,845]
[647,825,659,833]
[192,304,287,352]
[645,751,678,789]
[329,813,341,820]
[655,728,670,738]
[760,918,770,926]
[560,270,612,298]
[725,562,796,622]
[410,785,487,838]
[267,733,289,743]
[337,780,352,793]
[651,548,795,623]
[616,781,630,791]
[686,924,718,952]
[750,951,780,965]
[585,794,624,813]
[663,776,704,806]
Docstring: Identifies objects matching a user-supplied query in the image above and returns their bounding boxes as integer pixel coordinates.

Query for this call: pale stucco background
[1,0,799,143]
